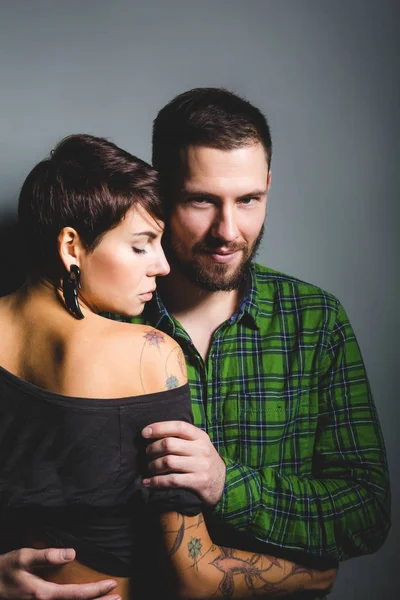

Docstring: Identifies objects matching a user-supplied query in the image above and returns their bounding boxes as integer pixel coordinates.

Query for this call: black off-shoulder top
[0,365,202,576]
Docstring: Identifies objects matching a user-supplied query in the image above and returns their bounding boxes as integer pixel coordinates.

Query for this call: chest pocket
[222,390,313,473]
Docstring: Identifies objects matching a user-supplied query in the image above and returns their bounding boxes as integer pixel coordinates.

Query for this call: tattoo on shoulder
[143,329,165,348]
[166,375,179,390]
[164,345,186,390]
[177,349,186,377]
[139,329,167,393]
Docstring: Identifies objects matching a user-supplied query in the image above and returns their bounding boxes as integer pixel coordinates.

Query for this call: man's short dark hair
[152,87,272,196]
[18,133,162,275]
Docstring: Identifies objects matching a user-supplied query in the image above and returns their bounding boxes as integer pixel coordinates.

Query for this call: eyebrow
[181,189,268,200]
[131,231,159,239]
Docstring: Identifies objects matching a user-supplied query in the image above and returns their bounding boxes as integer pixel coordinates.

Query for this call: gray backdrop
[0,1,398,598]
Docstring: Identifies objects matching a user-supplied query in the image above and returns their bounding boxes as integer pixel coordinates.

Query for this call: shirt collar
[229,263,260,329]
[144,289,171,329]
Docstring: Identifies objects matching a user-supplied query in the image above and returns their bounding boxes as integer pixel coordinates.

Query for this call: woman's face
[78,204,170,316]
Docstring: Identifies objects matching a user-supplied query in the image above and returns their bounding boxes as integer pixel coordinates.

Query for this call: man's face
[166,142,271,291]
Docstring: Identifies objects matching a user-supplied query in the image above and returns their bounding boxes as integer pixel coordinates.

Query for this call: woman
[0,135,335,599]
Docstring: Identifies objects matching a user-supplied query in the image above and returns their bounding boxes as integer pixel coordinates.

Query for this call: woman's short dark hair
[18,134,162,275]
[152,87,272,199]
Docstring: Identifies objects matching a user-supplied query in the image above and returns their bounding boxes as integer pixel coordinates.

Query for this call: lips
[208,251,238,264]
[139,288,156,299]
[198,246,244,264]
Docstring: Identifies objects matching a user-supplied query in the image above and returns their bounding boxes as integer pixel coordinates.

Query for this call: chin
[103,302,144,318]
[123,304,144,318]
[133,303,145,316]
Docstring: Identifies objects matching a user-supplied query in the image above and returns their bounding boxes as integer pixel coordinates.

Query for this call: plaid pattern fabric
[114,263,390,563]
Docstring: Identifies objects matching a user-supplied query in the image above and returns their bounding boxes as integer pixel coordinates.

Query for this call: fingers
[11,548,76,570]
[89,596,121,600]
[0,549,120,600]
[88,597,120,600]
[142,421,203,440]
[46,580,119,600]
[143,446,227,505]
[147,455,206,476]
[143,472,198,489]
[141,421,225,505]
[146,436,192,459]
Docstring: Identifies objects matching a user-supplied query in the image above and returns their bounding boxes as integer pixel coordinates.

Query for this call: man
[139,87,390,565]
[0,88,390,598]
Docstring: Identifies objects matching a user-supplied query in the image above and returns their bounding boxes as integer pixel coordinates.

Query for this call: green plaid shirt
[117,263,390,564]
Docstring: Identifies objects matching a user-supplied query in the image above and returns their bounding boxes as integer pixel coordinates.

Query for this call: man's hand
[0,548,120,600]
[142,421,226,506]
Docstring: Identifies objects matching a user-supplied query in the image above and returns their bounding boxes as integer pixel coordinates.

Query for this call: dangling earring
[62,264,84,320]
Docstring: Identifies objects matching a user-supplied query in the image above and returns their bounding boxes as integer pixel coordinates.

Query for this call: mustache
[192,240,246,253]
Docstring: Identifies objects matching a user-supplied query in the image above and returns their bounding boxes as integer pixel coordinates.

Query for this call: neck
[159,268,241,319]
[158,268,243,361]
[160,269,242,359]
[9,277,64,313]
[13,276,92,320]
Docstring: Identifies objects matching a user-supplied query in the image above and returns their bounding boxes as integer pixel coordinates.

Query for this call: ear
[267,170,272,193]
[57,227,84,272]
[264,171,272,211]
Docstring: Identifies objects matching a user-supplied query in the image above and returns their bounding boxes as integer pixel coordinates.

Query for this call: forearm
[212,458,390,561]
[160,512,336,599]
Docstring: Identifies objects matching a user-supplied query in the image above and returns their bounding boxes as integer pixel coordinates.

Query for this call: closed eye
[132,247,147,255]
[189,196,215,205]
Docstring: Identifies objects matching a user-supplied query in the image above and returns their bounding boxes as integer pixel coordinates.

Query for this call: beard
[164,225,264,292]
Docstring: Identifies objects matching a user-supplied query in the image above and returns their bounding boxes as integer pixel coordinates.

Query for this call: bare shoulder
[0,294,13,319]
[95,319,178,357]
[90,318,187,396]
[0,295,20,365]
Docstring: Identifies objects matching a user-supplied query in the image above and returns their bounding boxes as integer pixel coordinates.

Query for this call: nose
[212,204,239,243]
[150,245,170,278]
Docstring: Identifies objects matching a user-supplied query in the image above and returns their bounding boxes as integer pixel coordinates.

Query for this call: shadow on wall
[0,213,26,297]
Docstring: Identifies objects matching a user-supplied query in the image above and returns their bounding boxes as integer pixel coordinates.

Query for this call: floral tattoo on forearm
[163,514,315,598]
